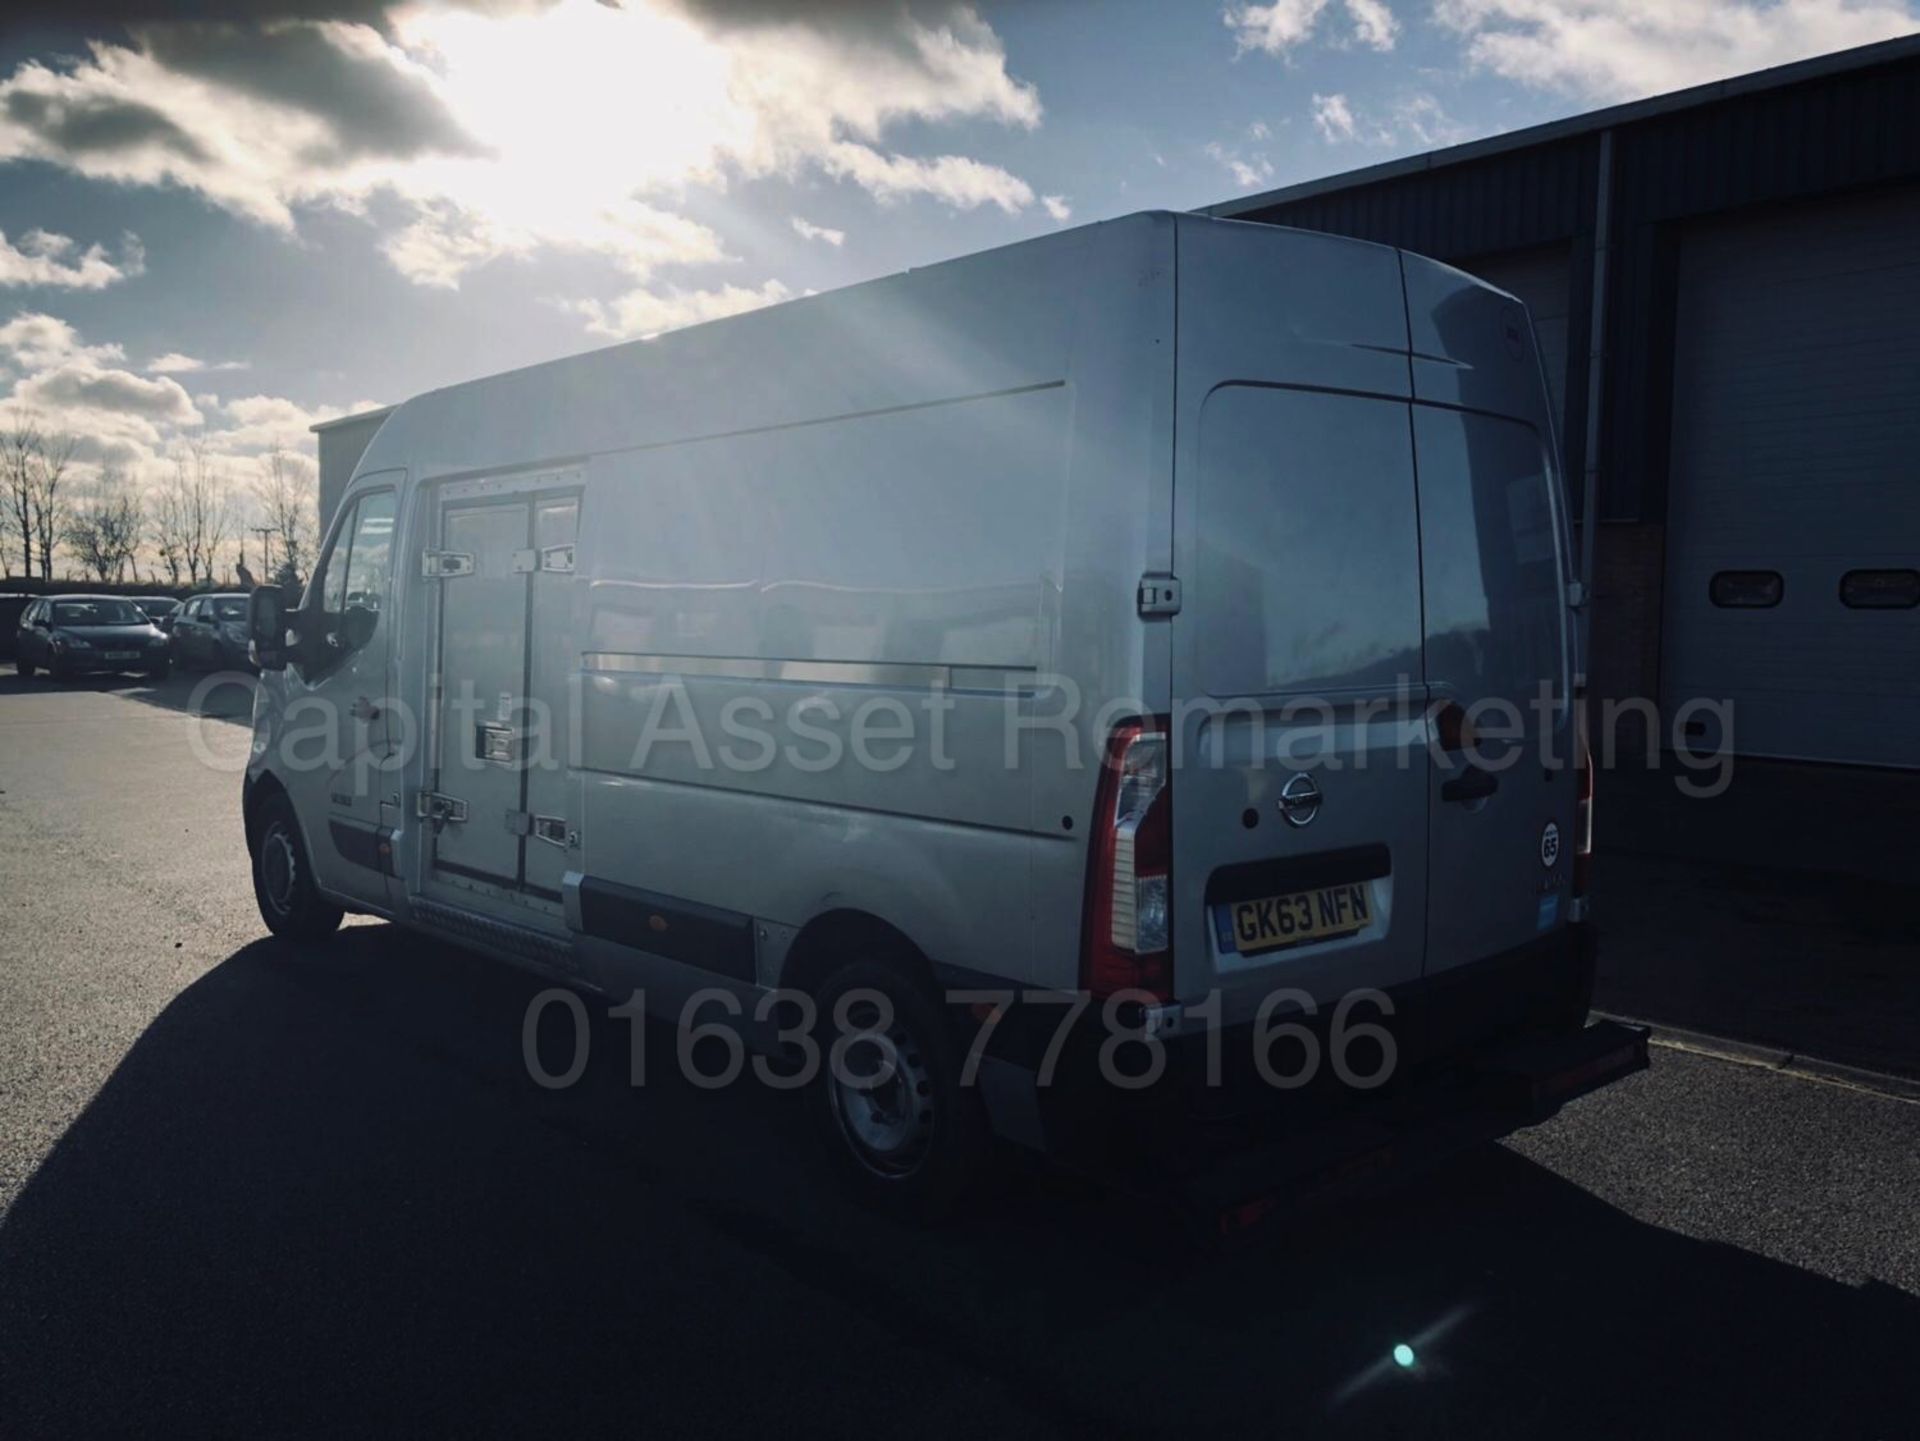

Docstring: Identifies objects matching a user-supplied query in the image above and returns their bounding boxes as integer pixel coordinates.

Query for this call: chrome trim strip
[580,653,1037,692]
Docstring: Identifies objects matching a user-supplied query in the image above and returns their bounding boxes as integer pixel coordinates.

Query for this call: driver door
[284,475,402,910]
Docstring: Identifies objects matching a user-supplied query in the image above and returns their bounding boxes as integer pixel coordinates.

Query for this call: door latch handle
[1440,766,1499,804]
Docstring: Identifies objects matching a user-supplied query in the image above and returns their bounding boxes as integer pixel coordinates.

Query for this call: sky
[1,0,1916,533]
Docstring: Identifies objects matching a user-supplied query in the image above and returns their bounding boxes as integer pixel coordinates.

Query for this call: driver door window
[306,489,396,673]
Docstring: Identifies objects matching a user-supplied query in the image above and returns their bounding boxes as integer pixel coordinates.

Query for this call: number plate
[1214,883,1372,957]
[105,650,138,661]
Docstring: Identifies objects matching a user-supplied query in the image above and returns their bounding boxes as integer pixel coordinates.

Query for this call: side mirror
[248,586,290,672]
[342,603,378,652]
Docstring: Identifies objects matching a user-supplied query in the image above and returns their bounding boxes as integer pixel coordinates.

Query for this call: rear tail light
[1082,719,1172,1000]
[1572,716,1594,900]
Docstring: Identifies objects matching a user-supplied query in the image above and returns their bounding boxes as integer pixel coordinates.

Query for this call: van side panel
[346,215,1176,994]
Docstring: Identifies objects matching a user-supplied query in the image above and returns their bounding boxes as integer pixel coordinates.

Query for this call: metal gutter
[1575,128,1614,688]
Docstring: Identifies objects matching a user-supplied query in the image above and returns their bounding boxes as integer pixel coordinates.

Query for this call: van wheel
[252,792,343,941]
[812,957,991,1220]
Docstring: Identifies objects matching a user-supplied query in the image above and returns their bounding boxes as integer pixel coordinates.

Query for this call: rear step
[1183,1019,1650,1241]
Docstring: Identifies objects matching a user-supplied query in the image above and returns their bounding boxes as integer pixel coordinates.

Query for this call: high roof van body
[243,212,1645,1217]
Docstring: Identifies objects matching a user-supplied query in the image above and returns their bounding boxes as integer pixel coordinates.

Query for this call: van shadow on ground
[1,924,1913,1438]
[0,666,256,722]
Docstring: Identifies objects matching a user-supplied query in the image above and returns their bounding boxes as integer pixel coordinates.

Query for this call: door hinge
[415,790,469,825]
[421,550,475,579]
[1566,579,1589,610]
[1137,572,1182,618]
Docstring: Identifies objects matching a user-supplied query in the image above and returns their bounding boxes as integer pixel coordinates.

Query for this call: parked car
[15,595,171,680]
[131,596,181,626]
[242,212,1644,1222]
[171,592,254,671]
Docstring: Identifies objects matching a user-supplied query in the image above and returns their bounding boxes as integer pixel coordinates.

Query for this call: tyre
[251,791,344,941]
[811,954,991,1219]
[146,661,171,681]
[14,657,32,678]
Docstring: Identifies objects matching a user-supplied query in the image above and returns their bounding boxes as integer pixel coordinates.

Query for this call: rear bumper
[966,923,1624,1205]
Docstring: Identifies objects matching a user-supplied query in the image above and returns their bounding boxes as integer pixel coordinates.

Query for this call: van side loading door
[424,474,583,907]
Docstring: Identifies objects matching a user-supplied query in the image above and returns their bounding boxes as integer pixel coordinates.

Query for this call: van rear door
[1168,219,1430,1022]
[1402,255,1578,978]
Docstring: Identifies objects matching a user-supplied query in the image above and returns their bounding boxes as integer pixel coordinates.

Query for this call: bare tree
[65,466,145,582]
[29,429,76,581]
[162,437,234,587]
[151,477,188,587]
[2,410,40,578]
[253,445,318,588]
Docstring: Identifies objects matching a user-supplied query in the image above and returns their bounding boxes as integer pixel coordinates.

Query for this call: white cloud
[0,0,1048,321]
[570,279,794,341]
[17,365,200,426]
[0,228,144,290]
[1311,89,1474,146]
[1345,0,1402,47]
[1434,0,1920,101]
[1226,0,1400,53]
[1234,157,1275,187]
[1228,0,1332,52]
[1,310,366,484]
[1392,92,1473,146]
[1207,140,1277,190]
[1041,194,1072,222]
[147,351,248,374]
[1247,119,1273,140]
[203,392,378,457]
[790,215,846,246]
[0,311,125,370]
[821,142,1034,211]
[380,195,729,289]
[1312,92,1360,141]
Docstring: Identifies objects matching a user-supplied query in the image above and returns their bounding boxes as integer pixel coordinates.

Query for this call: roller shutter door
[1662,186,1920,768]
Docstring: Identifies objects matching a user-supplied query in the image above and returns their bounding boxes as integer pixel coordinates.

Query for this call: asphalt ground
[2,670,1916,1438]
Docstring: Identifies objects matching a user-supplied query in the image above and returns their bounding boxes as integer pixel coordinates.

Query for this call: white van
[244,212,1645,1223]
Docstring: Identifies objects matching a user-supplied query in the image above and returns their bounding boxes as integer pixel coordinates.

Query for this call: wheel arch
[242,768,293,857]
[779,907,938,1001]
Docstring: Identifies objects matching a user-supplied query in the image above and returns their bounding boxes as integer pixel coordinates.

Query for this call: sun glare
[391,0,743,248]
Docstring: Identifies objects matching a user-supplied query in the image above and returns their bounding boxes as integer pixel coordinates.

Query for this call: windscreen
[52,600,146,627]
